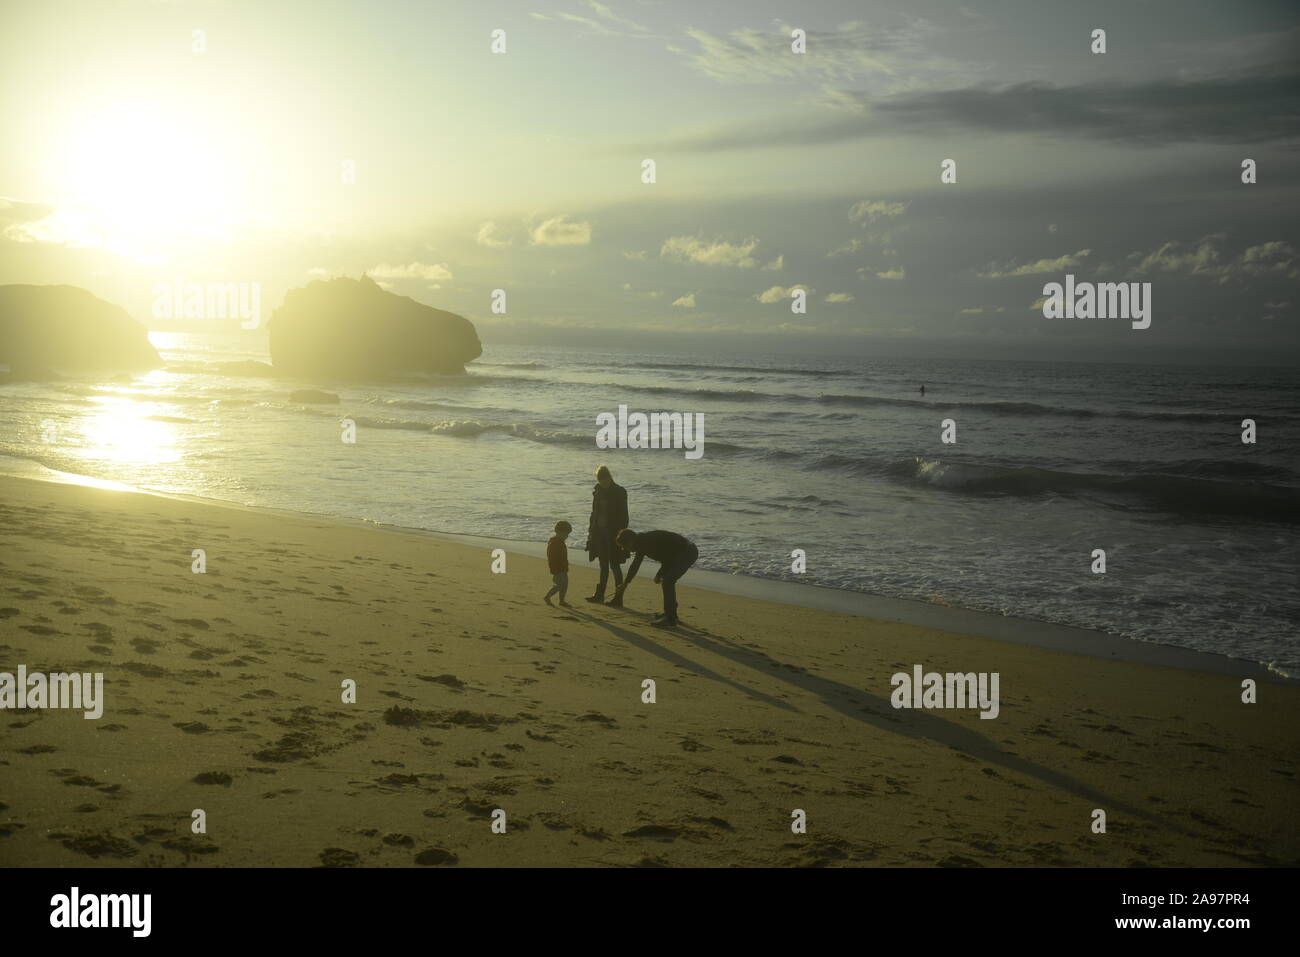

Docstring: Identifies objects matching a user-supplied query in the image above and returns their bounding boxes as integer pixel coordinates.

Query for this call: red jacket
[547,536,569,574]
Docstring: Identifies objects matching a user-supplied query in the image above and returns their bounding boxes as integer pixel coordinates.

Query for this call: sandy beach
[0,473,1296,868]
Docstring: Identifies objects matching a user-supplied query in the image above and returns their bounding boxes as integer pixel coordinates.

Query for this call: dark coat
[586,482,629,563]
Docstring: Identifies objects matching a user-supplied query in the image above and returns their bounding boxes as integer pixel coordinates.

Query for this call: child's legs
[554,571,568,600]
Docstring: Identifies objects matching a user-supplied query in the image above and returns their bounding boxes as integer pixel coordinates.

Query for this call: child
[543,520,572,606]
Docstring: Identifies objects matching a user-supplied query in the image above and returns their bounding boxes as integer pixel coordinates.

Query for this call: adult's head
[595,464,613,488]
[615,528,637,551]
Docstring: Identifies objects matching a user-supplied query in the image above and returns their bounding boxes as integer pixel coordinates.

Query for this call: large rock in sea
[0,284,161,373]
[269,276,481,377]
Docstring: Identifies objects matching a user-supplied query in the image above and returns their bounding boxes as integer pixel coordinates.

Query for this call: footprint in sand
[193,771,233,786]
[415,674,466,691]
[49,831,137,860]
[623,824,679,841]
[318,848,361,867]
[414,848,458,866]
[16,744,57,755]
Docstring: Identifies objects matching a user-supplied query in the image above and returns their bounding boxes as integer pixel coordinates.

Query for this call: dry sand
[0,474,1296,867]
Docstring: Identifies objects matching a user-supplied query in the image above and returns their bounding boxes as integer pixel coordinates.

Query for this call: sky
[1,0,1297,363]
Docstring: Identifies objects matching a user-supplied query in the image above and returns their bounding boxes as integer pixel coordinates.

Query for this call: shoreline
[3,460,1291,683]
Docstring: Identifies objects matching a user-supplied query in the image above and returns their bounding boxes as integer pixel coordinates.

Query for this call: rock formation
[0,284,161,373]
[269,276,481,378]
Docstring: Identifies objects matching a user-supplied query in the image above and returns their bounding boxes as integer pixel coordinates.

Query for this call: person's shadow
[572,607,1172,830]
[570,608,799,713]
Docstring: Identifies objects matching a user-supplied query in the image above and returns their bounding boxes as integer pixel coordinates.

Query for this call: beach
[1,473,1296,868]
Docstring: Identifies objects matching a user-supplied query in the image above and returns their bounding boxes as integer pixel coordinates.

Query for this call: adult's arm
[622,551,645,587]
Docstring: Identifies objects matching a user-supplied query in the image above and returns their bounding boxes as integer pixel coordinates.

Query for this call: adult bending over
[585,465,629,605]
[612,528,698,628]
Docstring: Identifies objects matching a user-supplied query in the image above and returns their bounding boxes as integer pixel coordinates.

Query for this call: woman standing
[585,464,629,605]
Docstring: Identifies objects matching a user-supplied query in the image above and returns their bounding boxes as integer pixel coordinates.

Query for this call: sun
[49,96,244,258]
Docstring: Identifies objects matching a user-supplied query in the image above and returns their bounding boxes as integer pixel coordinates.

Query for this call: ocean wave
[877,456,1300,522]
[428,420,591,447]
[470,360,549,370]
[364,396,490,414]
[577,380,1266,423]
[812,393,1258,422]
[1152,458,1299,482]
[589,359,852,378]
[592,382,773,403]
[325,415,434,433]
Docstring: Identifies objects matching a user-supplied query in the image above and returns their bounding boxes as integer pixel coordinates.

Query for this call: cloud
[849,199,909,224]
[958,306,1005,314]
[824,293,855,303]
[873,267,906,280]
[622,250,647,261]
[1125,237,1298,283]
[530,215,592,246]
[655,68,1300,152]
[828,238,864,258]
[0,196,54,228]
[666,19,934,86]
[545,1,653,40]
[977,249,1091,278]
[858,70,1300,146]
[661,235,761,267]
[476,221,512,247]
[583,1,650,34]
[671,292,697,309]
[368,262,453,282]
[0,196,99,247]
[763,254,784,271]
[755,285,805,303]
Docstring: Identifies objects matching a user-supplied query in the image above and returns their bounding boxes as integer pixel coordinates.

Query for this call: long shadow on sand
[568,609,799,714]
[583,607,1174,831]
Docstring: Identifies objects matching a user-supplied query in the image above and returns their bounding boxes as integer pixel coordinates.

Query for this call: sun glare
[77,394,181,467]
[51,98,242,257]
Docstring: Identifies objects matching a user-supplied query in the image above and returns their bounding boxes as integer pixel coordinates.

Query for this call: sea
[2,331,1298,676]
